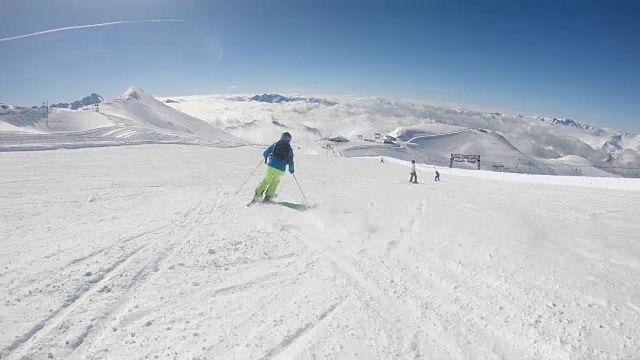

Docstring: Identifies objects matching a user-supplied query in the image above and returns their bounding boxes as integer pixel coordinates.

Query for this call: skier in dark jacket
[435,170,441,181]
[253,132,295,201]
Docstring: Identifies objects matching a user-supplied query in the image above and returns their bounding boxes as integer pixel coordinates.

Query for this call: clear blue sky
[0,0,638,131]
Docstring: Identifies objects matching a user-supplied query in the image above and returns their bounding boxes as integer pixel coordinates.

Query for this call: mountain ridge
[50,93,104,110]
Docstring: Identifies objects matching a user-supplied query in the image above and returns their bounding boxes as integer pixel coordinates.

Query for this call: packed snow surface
[1,145,639,359]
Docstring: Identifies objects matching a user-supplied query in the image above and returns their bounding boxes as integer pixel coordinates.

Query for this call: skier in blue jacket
[253,132,295,202]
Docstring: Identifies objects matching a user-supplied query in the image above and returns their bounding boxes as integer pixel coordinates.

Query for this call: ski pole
[235,159,264,195]
[292,174,310,208]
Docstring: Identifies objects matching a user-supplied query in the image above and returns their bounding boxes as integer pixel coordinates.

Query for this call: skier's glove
[290,170,295,174]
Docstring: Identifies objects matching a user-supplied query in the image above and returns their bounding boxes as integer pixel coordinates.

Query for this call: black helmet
[412,160,415,163]
[281,132,292,140]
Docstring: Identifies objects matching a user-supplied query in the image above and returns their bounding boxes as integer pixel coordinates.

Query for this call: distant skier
[435,170,441,181]
[381,157,384,164]
[409,160,418,183]
[253,132,295,202]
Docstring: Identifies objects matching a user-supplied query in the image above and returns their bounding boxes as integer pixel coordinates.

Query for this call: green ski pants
[255,166,285,198]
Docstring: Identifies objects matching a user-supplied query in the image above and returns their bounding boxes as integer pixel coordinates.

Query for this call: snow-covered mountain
[537,116,596,130]
[162,93,640,177]
[2,89,638,177]
[50,93,104,110]
[0,87,246,150]
[603,133,640,153]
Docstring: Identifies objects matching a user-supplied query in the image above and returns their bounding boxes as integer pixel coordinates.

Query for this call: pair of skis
[246,195,312,211]
[246,196,276,207]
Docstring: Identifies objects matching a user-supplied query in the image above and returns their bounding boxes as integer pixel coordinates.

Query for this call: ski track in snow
[1,145,639,359]
[2,177,222,359]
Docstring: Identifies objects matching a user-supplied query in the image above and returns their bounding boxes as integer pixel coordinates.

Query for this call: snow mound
[0,106,48,132]
[0,120,31,133]
[47,108,115,132]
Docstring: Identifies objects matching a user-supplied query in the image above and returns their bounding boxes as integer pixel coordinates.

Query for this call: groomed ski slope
[1,145,639,359]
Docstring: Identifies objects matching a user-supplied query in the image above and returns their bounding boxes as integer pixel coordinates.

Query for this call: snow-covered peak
[100,86,246,145]
[537,116,595,131]
[121,86,147,101]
